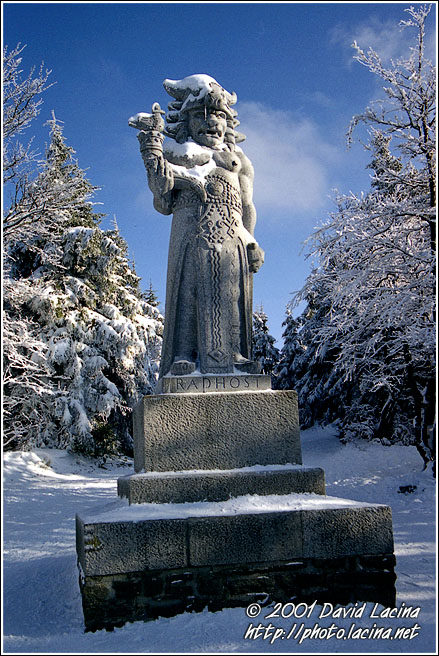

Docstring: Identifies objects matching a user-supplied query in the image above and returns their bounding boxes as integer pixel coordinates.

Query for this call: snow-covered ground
[2,425,437,654]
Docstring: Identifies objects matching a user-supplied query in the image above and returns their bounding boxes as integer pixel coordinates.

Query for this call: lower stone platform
[76,493,396,631]
[79,554,397,632]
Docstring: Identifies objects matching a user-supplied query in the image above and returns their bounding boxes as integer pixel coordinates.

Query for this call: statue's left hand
[247,242,265,273]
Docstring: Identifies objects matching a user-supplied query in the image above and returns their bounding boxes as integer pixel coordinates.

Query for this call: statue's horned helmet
[162,74,244,144]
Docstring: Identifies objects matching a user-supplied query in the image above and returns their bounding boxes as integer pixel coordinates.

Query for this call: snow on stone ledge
[127,463,318,478]
[82,492,387,524]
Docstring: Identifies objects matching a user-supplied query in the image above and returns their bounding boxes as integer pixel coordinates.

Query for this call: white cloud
[330,10,436,67]
[236,101,340,214]
[351,19,409,64]
[303,90,335,110]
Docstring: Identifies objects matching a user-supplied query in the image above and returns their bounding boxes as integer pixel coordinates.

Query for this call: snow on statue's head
[162,74,245,150]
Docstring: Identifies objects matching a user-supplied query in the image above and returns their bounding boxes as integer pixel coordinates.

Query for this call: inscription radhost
[172,375,262,392]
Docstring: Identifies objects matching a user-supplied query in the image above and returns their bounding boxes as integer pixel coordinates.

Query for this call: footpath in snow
[2,425,437,654]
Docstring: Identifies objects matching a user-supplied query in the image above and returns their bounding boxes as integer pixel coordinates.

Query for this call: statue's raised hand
[137,132,174,197]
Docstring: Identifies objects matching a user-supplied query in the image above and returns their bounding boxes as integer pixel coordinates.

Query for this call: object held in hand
[129,103,165,158]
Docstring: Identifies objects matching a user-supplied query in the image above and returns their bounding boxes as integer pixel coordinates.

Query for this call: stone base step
[117,465,326,504]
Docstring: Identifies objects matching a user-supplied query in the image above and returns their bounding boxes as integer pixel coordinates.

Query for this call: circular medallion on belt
[206,179,225,197]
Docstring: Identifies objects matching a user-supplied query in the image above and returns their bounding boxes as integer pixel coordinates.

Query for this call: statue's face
[187,107,227,148]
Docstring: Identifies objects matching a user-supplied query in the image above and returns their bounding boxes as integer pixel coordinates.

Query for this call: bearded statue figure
[132,75,264,379]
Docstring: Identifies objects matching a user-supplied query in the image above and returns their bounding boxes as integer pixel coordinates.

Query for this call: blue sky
[3,2,437,343]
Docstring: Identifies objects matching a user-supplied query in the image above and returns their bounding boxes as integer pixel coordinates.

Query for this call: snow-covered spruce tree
[273,310,303,391]
[252,306,280,378]
[293,5,436,469]
[142,280,160,308]
[274,296,351,430]
[4,115,163,455]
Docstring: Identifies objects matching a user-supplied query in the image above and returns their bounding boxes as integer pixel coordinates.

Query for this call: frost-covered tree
[4,113,163,455]
[3,43,53,237]
[3,279,59,450]
[252,306,280,377]
[292,5,436,469]
[348,4,436,247]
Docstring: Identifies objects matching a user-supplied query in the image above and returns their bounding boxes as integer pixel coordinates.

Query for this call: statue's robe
[159,156,254,377]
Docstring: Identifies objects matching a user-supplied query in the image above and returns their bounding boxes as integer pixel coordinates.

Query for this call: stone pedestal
[76,378,396,631]
[133,389,301,472]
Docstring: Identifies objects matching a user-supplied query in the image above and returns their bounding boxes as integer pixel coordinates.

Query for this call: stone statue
[130,75,264,378]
